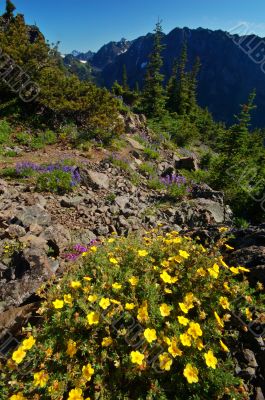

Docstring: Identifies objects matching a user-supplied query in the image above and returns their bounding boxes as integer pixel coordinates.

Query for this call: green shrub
[0,119,12,144]
[0,167,17,178]
[36,170,75,194]
[166,183,189,201]
[139,162,156,177]
[15,132,33,145]
[148,115,200,147]
[1,230,261,399]
[147,177,165,190]
[3,149,17,157]
[143,147,160,160]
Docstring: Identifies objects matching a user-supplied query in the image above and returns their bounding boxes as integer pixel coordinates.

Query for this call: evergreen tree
[3,0,16,19]
[122,64,129,91]
[224,90,256,155]
[166,59,178,113]
[175,42,190,115]
[135,81,140,94]
[141,21,166,118]
[187,56,200,116]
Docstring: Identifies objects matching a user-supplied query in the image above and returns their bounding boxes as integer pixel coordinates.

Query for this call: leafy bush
[146,177,165,190]
[36,170,76,194]
[15,132,33,145]
[161,175,190,201]
[0,119,11,144]
[1,230,262,400]
[139,162,157,177]
[15,162,81,193]
[143,147,160,160]
[148,115,200,147]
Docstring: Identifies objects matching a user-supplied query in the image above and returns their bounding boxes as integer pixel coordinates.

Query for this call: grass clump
[1,230,262,400]
[0,119,12,145]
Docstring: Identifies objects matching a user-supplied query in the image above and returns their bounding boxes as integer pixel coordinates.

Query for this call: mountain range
[65,27,265,127]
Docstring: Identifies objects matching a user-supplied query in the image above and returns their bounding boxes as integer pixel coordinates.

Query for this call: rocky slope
[0,117,264,398]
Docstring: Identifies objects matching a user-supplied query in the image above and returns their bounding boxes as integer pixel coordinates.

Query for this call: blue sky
[2,0,265,53]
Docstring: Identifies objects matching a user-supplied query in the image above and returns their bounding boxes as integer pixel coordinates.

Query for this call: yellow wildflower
[160,270,172,284]
[108,238,115,243]
[196,339,204,351]
[137,301,149,323]
[125,303,135,310]
[187,322,203,339]
[172,237,182,244]
[219,227,228,233]
[159,352,173,371]
[204,350,218,369]
[138,250,149,257]
[87,312,100,325]
[130,350,145,365]
[160,303,171,317]
[71,281,81,289]
[164,288,173,294]
[183,364,199,384]
[168,337,183,357]
[112,282,122,290]
[88,294,98,302]
[128,276,139,286]
[223,282,230,292]
[12,347,26,364]
[178,316,189,326]
[102,337,113,347]
[10,394,26,400]
[196,268,206,277]
[33,370,49,388]
[238,266,250,273]
[161,260,170,268]
[68,388,84,400]
[214,311,224,328]
[99,298,111,310]
[179,303,189,314]
[110,299,121,305]
[220,259,229,268]
[208,263,219,279]
[220,340,229,352]
[21,336,35,351]
[83,276,92,281]
[179,250,190,259]
[219,296,230,310]
[52,299,64,309]
[245,308,253,321]
[230,267,239,274]
[109,257,118,264]
[179,333,192,347]
[82,363,94,381]
[66,340,77,358]
[144,328,157,343]
[64,294,73,306]
[225,244,234,250]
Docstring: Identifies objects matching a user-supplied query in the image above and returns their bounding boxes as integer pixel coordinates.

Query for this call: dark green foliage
[141,21,166,118]
[166,44,200,118]
[3,0,16,19]
[205,92,265,221]
[122,64,129,91]
[148,114,199,147]
[0,7,124,143]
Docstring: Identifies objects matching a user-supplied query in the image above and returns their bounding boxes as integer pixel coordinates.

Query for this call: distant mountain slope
[70,27,265,127]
